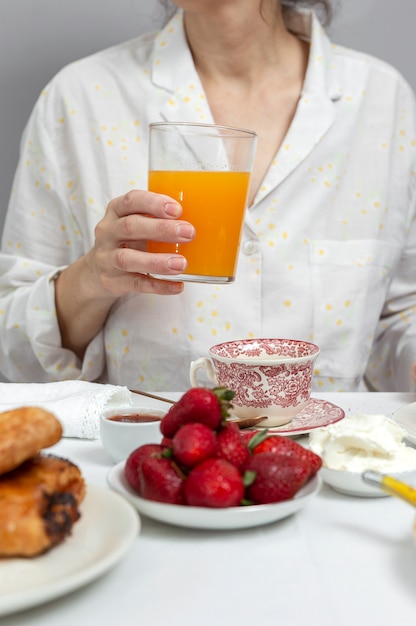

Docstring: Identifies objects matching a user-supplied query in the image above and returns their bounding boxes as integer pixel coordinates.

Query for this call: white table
[2,392,416,626]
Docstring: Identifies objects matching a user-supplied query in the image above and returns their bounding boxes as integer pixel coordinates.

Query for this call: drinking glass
[147,122,257,283]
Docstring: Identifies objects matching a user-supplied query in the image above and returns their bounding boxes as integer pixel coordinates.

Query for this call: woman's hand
[88,189,195,298]
[55,190,195,358]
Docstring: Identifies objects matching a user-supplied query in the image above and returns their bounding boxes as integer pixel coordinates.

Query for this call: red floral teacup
[190,338,320,427]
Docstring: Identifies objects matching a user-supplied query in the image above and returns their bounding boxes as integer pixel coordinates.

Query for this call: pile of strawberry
[124,387,322,508]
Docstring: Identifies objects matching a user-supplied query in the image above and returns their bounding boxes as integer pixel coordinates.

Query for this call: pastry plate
[107,462,322,530]
[393,402,416,446]
[0,486,140,617]
[250,398,345,436]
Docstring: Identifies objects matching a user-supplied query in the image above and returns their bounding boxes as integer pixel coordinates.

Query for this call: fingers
[127,274,185,296]
[104,190,195,247]
[108,190,182,220]
[113,247,187,278]
[92,246,188,297]
[114,213,195,248]
[92,190,194,298]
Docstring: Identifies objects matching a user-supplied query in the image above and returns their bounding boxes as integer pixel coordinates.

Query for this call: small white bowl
[100,405,165,464]
[321,466,416,498]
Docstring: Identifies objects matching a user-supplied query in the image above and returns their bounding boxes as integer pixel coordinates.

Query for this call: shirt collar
[151,10,201,95]
[285,9,342,101]
[150,8,342,101]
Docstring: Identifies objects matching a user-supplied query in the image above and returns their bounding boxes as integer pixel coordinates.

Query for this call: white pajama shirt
[0,10,415,393]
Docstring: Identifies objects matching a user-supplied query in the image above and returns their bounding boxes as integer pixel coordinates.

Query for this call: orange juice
[148,170,250,281]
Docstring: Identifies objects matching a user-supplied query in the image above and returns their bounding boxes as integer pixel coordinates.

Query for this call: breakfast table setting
[2,104,416,624]
[1,375,416,626]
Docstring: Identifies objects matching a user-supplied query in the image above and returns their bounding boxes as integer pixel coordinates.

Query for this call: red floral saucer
[251,398,345,437]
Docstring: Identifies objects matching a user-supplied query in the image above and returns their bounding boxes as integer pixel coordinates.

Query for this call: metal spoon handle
[229,415,269,429]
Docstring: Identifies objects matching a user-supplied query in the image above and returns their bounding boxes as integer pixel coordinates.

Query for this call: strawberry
[124,443,164,494]
[250,435,322,476]
[184,458,244,508]
[172,422,217,468]
[160,387,235,438]
[216,422,250,468]
[140,456,185,504]
[243,452,311,504]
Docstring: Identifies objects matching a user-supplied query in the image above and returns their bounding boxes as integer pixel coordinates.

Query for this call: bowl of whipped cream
[309,413,416,497]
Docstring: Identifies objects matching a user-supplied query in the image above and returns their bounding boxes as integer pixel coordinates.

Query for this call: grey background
[0,0,414,381]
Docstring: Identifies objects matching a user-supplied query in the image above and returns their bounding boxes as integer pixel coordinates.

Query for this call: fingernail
[164,202,181,217]
[176,224,195,239]
[168,282,184,294]
[167,256,187,271]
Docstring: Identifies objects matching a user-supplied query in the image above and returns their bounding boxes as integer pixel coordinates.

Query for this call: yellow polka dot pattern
[0,9,414,393]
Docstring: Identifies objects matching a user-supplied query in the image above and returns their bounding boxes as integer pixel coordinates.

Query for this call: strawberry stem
[213,386,236,421]
[242,469,257,487]
[247,429,270,452]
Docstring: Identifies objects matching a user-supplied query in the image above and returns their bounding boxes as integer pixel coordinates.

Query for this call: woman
[0,0,415,392]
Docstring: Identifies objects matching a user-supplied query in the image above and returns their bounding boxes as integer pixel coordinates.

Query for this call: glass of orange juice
[147,122,257,283]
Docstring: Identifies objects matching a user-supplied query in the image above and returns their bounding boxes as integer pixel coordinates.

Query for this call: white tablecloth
[2,392,416,626]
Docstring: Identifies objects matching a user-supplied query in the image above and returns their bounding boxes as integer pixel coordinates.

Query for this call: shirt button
[242,240,259,255]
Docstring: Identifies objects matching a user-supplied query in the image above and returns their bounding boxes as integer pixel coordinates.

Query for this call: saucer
[252,398,345,437]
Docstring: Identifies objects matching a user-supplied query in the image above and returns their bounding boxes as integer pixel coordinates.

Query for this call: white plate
[0,486,140,617]
[253,398,345,437]
[107,462,322,530]
[393,402,416,445]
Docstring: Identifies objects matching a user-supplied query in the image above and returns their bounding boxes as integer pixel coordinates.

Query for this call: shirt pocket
[308,239,400,380]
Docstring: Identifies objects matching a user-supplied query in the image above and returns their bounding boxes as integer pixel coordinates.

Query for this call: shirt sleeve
[0,81,106,382]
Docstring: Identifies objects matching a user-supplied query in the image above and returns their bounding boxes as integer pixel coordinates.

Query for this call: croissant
[0,454,86,557]
[0,406,63,475]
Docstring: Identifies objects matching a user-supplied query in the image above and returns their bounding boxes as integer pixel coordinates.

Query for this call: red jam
[108,414,161,423]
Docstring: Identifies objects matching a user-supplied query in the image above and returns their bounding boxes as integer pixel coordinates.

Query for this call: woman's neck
[179,2,310,205]
[183,4,299,85]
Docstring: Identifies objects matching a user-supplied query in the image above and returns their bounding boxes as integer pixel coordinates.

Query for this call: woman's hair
[282,1,333,24]
[157,1,333,26]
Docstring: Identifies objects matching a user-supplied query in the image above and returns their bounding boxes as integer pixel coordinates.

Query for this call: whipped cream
[309,413,416,473]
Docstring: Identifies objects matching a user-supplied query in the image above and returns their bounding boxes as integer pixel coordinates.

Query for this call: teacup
[190,338,320,427]
[100,406,165,463]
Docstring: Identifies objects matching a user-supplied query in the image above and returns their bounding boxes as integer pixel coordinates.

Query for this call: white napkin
[0,380,133,439]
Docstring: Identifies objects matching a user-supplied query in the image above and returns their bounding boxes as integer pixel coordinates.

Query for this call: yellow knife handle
[381,474,416,506]
[362,470,416,507]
